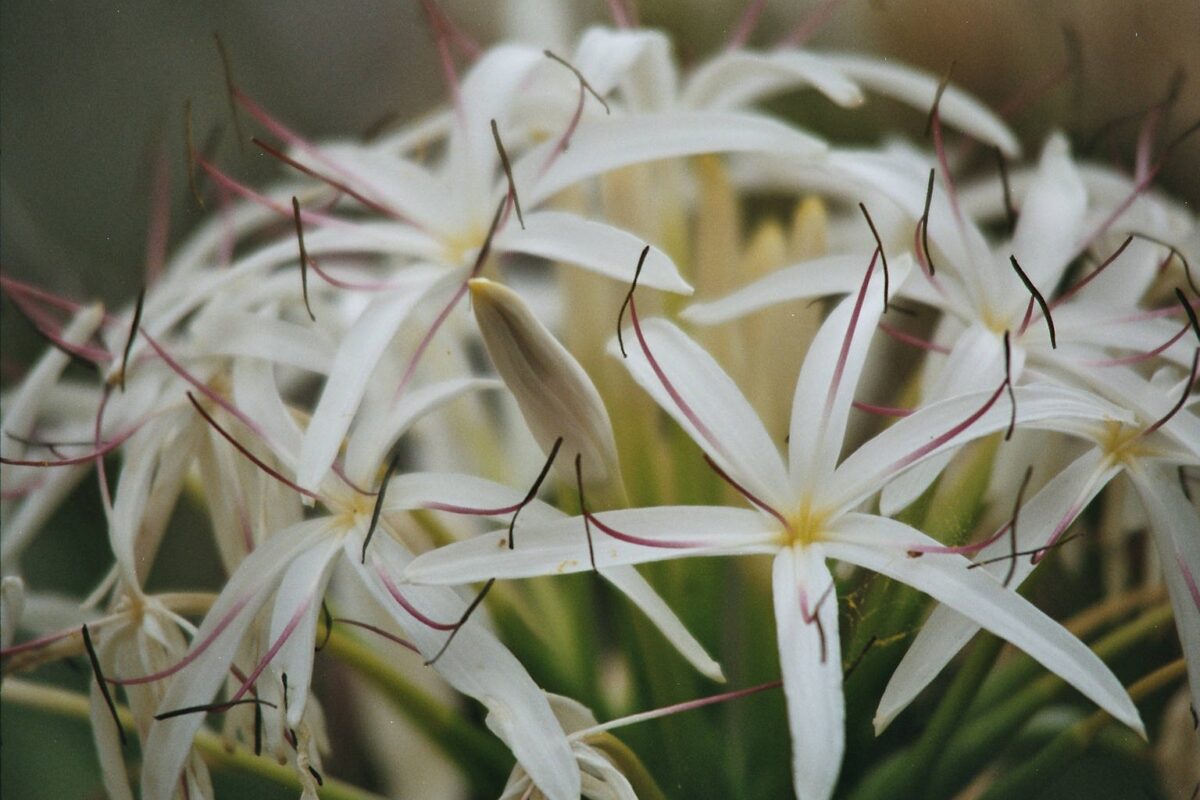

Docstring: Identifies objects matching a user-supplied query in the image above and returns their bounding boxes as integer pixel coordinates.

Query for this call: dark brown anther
[617,246,650,357]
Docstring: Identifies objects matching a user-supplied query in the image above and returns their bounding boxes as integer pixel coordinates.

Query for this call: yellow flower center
[1097,420,1156,467]
[781,501,830,548]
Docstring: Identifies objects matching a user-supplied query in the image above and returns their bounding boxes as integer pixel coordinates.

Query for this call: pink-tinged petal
[601,565,725,682]
[875,448,1118,733]
[681,253,869,326]
[788,254,913,496]
[825,514,1144,737]
[496,210,692,293]
[266,537,342,726]
[829,383,1128,514]
[519,111,826,206]
[404,506,779,585]
[609,318,792,510]
[344,378,501,488]
[681,50,863,110]
[383,471,566,526]
[89,634,136,800]
[1126,463,1200,714]
[139,518,334,800]
[345,527,581,800]
[1008,134,1088,295]
[296,272,451,492]
[773,546,844,800]
[820,54,1020,156]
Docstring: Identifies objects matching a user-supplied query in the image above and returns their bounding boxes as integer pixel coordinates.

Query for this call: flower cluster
[2,4,1197,800]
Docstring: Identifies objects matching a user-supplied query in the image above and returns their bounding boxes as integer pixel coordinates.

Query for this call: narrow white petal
[821,54,1020,156]
[1009,134,1088,292]
[404,506,779,585]
[344,377,501,487]
[230,357,304,469]
[601,565,725,681]
[609,317,792,510]
[773,547,844,800]
[346,528,581,800]
[1127,464,1200,713]
[572,27,675,106]
[497,211,692,293]
[681,253,869,326]
[875,448,1117,732]
[789,255,912,495]
[269,537,342,726]
[296,273,448,491]
[826,514,1144,736]
[191,312,335,374]
[830,383,1128,514]
[682,50,863,110]
[520,111,826,206]
[383,471,566,526]
[141,518,334,800]
[90,635,136,800]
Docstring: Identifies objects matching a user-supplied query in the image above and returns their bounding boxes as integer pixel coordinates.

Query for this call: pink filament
[585,511,701,550]
[110,596,252,685]
[377,570,457,631]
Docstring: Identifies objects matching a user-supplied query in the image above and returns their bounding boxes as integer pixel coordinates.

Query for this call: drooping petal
[825,514,1144,736]
[819,54,1020,156]
[345,524,581,800]
[773,546,844,800]
[296,271,450,491]
[496,211,692,293]
[788,254,912,495]
[609,318,792,510]
[1008,133,1088,295]
[681,253,869,326]
[1126,463,1200,713]
[572,26,676,110]
[600,565,725,682]
[404,506,779,585]
[190,311,335,374]
[141,518,335,800]
[875,447,1118,732]
[681,50,863,111]
[519,111,826,206]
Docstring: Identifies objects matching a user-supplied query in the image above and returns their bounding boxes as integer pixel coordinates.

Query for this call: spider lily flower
[467,276,723,681]
[878,357,1200,732]
[406,252,1143,799]
[131,358,581,800]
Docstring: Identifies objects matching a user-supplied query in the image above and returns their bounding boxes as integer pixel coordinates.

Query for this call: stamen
[702,454,791,529]
[490,119,523,229]
[419,0,464,117]
[824,249,880,423]
[878,321,951,354]
[924,62,956,139]
[109,596,253,686]
[727,0,768,49]
[779,0,843,47]
[253,137,403,221]
[851,400,913,418]
[1142,349,1199,437]
[227,595,315,704]
[968,534,1080,570]
[186,392,319,501]
[907,520,1012,558]
[331,618,419,654]
[82,625,126,746]
[424,578,495,666]
[291,196,316,322]
[510,436,562,549]
[0,426,138,468]
[1009,255,1056,348]
[361,450,403,563]
[616,246,649,358]
[307,766,324,787]
[576,453,597,571]
[858,204,889,311]
[1003,331,1017,441]
[0,627,79,659]
[605,0,636,28]
[144,143,171,284]
[1052,235,1133,308]
[886,380,1008,474]
[1130,232,1198,295]
[1176,289,1200,343]
[994,148,1017,233]
[377,571,457,630]
[586,679,783,736]
[253,700,263,755]
[1081,322,1192,368]
[1001,466,1034,587]
[213,33,246,153]
[6,296,110,368]
[184,99,205,208]
[154,697,276,722]
[925,64,964,225]
[543,50,610,114]
[918,168,937,276]
[117,288,146,391]
[800,581,835,663]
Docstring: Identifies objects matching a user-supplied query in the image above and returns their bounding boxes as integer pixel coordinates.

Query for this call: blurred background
[2,1,1197,797]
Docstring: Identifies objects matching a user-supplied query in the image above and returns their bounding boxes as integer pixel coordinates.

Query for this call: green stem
[926,602,1174,798]
[322,629,511,790]
[1,679,383,800]
[978,659,1185,800]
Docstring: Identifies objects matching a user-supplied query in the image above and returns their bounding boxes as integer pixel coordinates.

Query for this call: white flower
[407,252,1142,799]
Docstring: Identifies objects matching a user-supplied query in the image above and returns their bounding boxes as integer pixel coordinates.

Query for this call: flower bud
[470,278,624,498]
